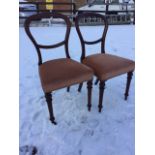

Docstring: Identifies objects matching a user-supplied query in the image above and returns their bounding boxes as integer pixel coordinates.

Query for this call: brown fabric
[83,53,135,81]
[39,58,93,92]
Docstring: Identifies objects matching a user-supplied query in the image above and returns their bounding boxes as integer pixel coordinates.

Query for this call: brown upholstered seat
[83,53,135,81]
[39,58,93,92]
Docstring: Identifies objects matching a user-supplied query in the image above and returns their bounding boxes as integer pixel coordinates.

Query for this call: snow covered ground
[19,25,135,155]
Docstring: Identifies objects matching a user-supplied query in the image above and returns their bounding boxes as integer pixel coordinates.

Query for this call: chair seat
[82,53,135,81]
[39,58,93,92]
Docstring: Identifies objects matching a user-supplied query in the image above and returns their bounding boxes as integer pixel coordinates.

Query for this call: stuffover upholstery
[39,58,94,92]
[83,53,135,81]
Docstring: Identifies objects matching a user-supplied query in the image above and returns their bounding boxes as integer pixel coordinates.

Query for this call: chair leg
[124,71,133,100]
[78,83,83,92]
[98,81,105,113]
[87,80,93,111]
[45,92,57,125]
[67,87,70,92]
[94,78,99,85]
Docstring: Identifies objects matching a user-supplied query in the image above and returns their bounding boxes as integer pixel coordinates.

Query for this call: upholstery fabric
[39,58,94,92]
[82,53,135,81]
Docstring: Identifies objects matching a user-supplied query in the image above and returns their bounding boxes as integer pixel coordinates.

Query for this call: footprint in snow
[19,145,37,155]
[32,110,42,121]
[113,48,118,52]
[88,119,99,128]
[26,75,32,79]
[84,129,94,137]
[78,149,82,155]
[80,115,88,124]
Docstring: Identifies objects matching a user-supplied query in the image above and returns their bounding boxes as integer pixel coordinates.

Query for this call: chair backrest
[24,13,71,65]
[75,13,108,61]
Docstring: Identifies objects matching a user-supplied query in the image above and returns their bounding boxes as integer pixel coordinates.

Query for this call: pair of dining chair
[24,12,135,125]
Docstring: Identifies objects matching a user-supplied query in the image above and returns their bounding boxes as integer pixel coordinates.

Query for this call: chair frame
[75,13,108,61]
[75,13,133,112]
[24,13,71,65]
[24,13,93,125]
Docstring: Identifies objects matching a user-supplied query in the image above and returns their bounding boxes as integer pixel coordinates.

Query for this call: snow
[19,0,27,2]
[20,25,135,155]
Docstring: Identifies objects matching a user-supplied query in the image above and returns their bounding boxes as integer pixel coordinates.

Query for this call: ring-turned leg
[78,83,83,92]
[45,92,57,125]
[87,80,93,111]
[98,81,105,112]
[124,71,133,100]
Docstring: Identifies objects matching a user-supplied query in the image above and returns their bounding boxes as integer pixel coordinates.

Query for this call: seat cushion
[82,53,135,81]
[39,58,93,92]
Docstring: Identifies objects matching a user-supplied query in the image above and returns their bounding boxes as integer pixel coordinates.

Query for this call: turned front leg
[124,71,133,100]
[98,81,105,112]
[87,80,93,111]
[45,92,57,125]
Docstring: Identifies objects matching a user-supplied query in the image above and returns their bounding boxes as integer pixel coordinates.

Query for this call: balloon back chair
[24,13,94,125]
[75,13,135,112]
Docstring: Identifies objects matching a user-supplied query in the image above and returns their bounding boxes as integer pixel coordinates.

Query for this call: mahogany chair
[24,13,94,125]
[75,13,135,112]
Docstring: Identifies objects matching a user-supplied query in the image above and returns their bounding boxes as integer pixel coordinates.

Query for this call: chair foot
[87,80,93,111]
[94,78,99,85]
[50,119,57,125]
[78,83,83,92]
[124,71,133,100]
[98,81,105,112]
[45,92,56,125]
